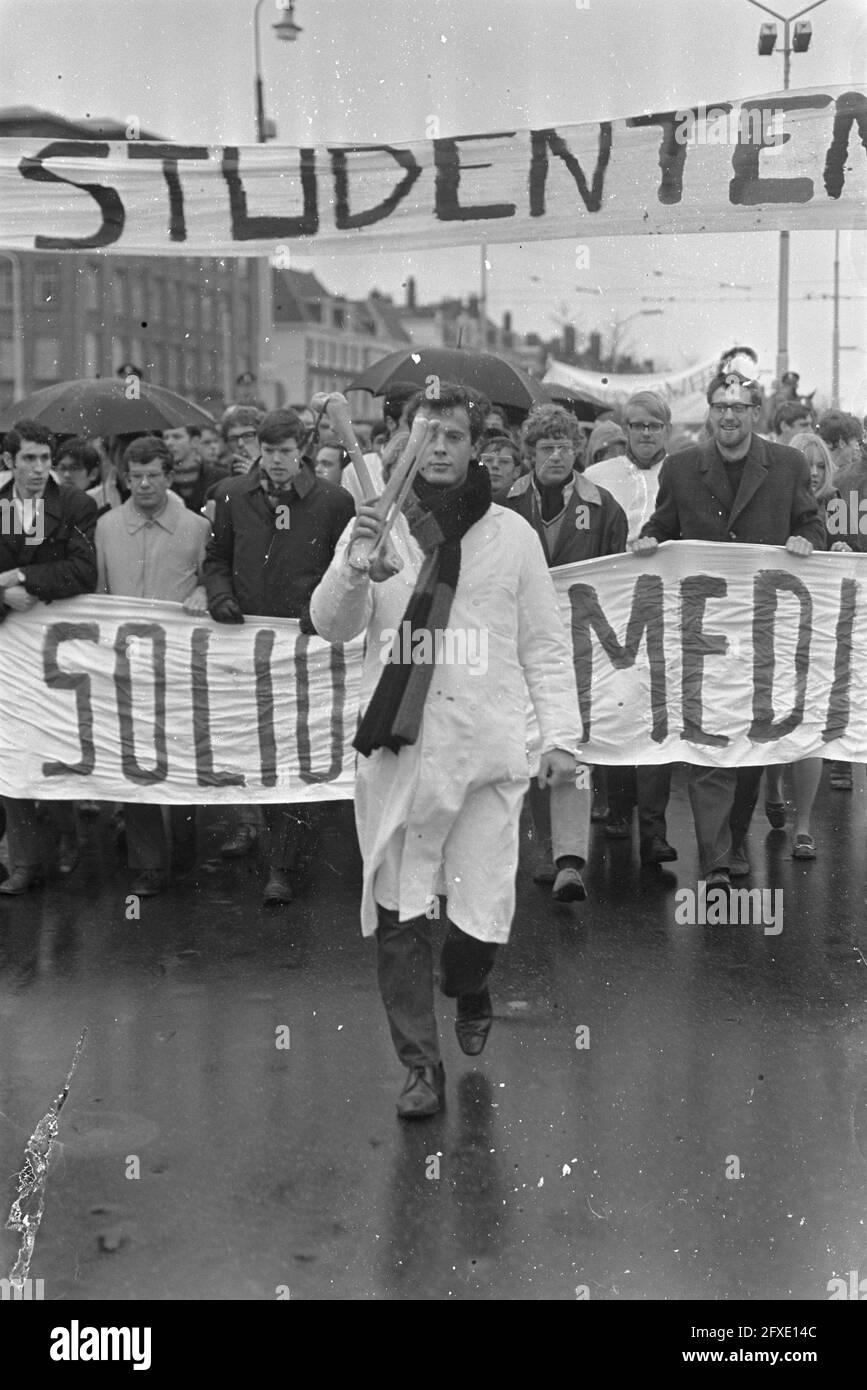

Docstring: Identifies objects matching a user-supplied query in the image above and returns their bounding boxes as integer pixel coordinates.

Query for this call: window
[82,263,100,311]
[168,346,181,389]
[202,296,214,332]
[33,269,59,307]
[112,271,127,317]
[130,277,145,321]
[0,267,10,309]
[333,306,345,329]
[0,338,14,377]
[33,336,62,379]
[82,332,100,376]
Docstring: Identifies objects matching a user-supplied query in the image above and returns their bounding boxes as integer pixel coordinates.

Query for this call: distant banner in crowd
[544,357,720,424]
[1,545,866,801]
[0,86,864,255]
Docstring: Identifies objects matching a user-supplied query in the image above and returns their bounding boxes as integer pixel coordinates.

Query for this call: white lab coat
[310,504,582,943]
[582,454,665,544]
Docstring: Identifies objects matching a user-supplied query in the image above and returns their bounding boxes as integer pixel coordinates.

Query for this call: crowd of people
[1,359,866,1110]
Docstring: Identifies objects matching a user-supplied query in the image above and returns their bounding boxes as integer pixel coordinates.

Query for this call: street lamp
[252,0,302,409]
[747,0,828,386]
[254,0,302,144]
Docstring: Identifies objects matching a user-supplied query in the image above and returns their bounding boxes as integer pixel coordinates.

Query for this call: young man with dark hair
[506,403,627,899]
[204,408,355,904]
[54,437,102,491]
[164,424,228,513]
[310,382,582,1118]
[478,432,522,503]
[96,435,211,897]
[816,410,864,473]
[633,372,825,888]
[0,420,98,894]
[773,400,813,444]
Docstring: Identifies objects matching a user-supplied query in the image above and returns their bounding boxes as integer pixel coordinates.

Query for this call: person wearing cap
[584,390,678,864]
[586,420,628,467]
[504,404,627,903]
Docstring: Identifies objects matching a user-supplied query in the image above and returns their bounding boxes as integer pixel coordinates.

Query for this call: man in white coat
[310,384,582,1119]
[583,389,677,864]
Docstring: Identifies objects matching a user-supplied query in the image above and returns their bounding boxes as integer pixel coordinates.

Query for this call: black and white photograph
[0,0,866,1340]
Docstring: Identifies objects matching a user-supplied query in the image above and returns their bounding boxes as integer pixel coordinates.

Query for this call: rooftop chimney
[406,276,417,310]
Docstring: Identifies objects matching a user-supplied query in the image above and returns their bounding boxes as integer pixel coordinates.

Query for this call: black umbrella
[542,381,609,422]
[348,348,550,412]
[0,379,215,436]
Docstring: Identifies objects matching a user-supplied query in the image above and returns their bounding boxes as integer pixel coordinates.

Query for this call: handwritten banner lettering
[0,87,864,256]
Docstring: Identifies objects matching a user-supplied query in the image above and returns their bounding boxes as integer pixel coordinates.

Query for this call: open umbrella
[0,379,215,436]
[542,381,609,422]
[348,348,550,412]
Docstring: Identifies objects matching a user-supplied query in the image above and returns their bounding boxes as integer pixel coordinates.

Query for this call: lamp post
[747,0,828,386]
[0,251,26,401]
[252,0,302,407]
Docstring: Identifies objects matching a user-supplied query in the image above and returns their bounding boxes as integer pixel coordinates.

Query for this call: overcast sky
[2,0,865,405]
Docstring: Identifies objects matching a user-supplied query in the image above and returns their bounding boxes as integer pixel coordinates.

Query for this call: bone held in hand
[347,413,432,572]
[321,393,377,499]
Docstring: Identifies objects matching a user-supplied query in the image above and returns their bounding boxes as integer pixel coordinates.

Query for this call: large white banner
[0,86,864,256]
[544,357,720,422]
[1,543,866,802]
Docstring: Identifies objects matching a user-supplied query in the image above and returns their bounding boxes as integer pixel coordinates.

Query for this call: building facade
[0,252,259,414]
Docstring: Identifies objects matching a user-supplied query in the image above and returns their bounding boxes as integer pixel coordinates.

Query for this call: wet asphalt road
[1,766,866,1302]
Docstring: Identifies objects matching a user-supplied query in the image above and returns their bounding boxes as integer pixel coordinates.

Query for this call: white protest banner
[1,543,866,802]
[544,357,720,415]
[0,86,863,256]
[0,598,363,804]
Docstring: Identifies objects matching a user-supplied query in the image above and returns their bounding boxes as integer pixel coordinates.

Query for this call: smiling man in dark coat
[632,372,825,887]
[0,420,98,895]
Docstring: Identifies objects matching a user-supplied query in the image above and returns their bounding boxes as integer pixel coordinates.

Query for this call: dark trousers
[1,798,78,870]
[375,904,498,1067]
[263,804,318,871]
[124,803,196,874]
[687,765,764,874]
[605,764,672,844]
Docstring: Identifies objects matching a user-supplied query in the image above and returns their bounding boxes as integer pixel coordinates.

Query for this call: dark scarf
[259,469,300,512]
[354,458,492,757]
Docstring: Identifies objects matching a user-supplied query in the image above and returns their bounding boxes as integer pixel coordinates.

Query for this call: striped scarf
[354,459,492,757]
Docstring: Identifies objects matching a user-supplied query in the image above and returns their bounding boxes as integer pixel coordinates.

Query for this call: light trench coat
[309,503,582,944]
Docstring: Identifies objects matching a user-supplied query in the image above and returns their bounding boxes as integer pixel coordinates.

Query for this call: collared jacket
[96,490,211,600]
[502,470,628,565]
[0,475,97,620]
[203,463,355,624]
[640,434,826,548]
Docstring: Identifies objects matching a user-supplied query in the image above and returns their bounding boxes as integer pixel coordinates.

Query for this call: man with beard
[203,409,354,904]
[584,390,677,863]
[633,372,824,887]
[310,384,581,1118]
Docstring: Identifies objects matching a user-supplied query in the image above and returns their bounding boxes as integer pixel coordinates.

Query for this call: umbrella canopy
[0,379,215,437]
[542,381,609,422]
[348,348,550,412]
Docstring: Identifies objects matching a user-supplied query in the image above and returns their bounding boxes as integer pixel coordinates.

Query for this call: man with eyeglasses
[204,409,354,905]
[505,404,627,903]
[584,390,678,864]
[632,372,824,889]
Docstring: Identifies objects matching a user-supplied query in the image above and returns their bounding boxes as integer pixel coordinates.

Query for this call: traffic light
[758,22,777,55]
[792,20,812,52]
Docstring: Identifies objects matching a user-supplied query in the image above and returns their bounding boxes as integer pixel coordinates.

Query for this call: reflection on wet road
[1,767,866,1300]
